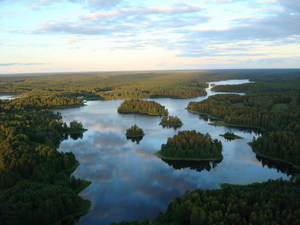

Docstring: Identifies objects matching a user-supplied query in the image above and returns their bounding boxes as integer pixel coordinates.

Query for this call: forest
[0,71,209,99]
[1,69,300,225]
[111,180,299,225]
[187,90,300,168]
[0,96,83,111]
[0,100,90,225]
[157,130,223,161]
[159,116,183,127]
[118,100,168,116]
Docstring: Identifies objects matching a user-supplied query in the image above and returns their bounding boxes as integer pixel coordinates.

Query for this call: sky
[0,0,299,74]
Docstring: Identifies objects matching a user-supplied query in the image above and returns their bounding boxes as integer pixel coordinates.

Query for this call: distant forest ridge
[1,69,299,100]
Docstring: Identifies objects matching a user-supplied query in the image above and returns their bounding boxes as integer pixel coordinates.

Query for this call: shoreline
[155,152,223,162]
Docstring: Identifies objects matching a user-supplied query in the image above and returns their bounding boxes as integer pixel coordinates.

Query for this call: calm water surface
[57,79,289,225]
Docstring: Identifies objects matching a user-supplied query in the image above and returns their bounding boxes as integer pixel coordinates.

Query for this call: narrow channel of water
[55,79,289,225]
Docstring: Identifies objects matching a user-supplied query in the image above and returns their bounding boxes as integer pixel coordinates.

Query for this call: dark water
[57,79,289,225]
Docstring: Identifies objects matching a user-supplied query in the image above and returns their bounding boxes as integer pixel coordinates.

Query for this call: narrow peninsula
[156,130,223,161]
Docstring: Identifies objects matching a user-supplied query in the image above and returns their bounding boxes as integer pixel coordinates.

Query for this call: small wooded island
[220,131,243,140]
[159,116,183,128]
[157,130,223,161]
[126,125,145,138]
[118,100,168,116]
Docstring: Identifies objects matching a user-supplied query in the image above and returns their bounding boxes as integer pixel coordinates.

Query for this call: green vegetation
[0,71,210,100]
[159,116,183,128]
[157,130,223,161]
[211,83,254,93]
[220,132,243,140]
[111,180,300,225]
[125,125,145,144]
[126,125,145,138]
[0,100,89,225]
[1,69,300,225]
[250,131,300,169]
[118,100,168,116]
[187,85,300,168]
[0,96,83,111]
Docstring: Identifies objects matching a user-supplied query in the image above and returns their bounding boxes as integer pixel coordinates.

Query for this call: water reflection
[57,79,290,225]
[161,159,222,172]
[160,124,182,130]
[126,136,143,144]
[256,155,300,176]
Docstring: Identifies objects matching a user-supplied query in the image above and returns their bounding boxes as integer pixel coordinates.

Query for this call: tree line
[0,96,83,111]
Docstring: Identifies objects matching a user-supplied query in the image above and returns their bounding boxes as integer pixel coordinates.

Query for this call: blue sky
[0,0,299,73]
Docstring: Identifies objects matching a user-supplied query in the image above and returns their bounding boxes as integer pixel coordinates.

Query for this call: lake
[57,79,289,225]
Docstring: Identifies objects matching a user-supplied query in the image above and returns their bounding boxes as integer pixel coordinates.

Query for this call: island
[159,115,183,128]
[118,100,168,116]
[219,131,243,140]
[156,130,223,161]
[125,125,145,143]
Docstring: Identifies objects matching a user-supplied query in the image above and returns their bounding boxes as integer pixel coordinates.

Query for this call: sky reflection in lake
[58,80,289,225]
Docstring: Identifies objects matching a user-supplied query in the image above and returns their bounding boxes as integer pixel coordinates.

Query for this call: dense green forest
[0,71,209,99]
[0,101,89,225]
[118,100,168,116]
[0,96,83,111]
[111,180,299,225]
[187,88,300,168]
[159,116,183,127]
[157,130,223,161]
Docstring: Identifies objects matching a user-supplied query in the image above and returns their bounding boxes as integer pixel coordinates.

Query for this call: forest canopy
[157,130,223,161]
[0,99,90,225]
[187,91,300,168]
[159,116,183,127]
[118,100,168,116]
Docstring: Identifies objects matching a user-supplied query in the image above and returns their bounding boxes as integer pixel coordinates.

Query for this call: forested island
[118,100,168,116]
[219,132,243,140]
[0,99,90,225]
[125,125,145,143]
[157,130,223,161]
[126,125,144,138]
[159,116,183,128]
[111,180,299,225]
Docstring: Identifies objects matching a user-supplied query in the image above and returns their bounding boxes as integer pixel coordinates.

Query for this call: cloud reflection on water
[57,79,290,225]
